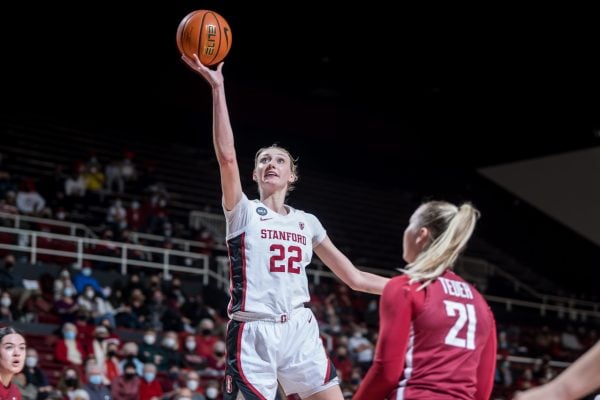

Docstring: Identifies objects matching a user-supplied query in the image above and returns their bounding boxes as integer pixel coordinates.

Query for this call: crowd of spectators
[0,150,599,399]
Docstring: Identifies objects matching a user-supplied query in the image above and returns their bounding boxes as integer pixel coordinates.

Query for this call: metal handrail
[0,211,97,238]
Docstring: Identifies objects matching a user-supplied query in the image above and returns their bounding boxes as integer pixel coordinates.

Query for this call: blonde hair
[254,144,299,193]
[403,200,480,289]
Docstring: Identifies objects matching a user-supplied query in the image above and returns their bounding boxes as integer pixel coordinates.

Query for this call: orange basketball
[176,10,232,66]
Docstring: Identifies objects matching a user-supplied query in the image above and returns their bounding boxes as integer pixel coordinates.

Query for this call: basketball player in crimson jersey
[0,326,27,400]
[353,201,497,400]
[181,55,390,400]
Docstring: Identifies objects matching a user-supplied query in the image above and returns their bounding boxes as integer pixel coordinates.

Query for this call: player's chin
[10,360,23,372]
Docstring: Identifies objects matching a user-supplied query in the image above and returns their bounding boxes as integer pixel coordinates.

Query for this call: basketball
[176,10,232,66]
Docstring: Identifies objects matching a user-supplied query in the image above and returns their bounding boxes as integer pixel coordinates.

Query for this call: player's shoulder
[386,274,412,291]
[289,205,320,222]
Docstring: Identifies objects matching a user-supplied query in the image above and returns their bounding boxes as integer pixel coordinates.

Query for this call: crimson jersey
[353,270,497,400]
[0,382,21,400]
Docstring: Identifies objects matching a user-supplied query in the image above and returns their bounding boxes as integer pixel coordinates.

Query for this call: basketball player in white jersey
[181,55,390,400]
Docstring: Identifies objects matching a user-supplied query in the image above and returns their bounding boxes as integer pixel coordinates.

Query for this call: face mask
[64,331,76,340]
[206,387,219,399]
[143,372,155,382]
[64,287,74,297]
[82,267,92,276]
[186,380,199,391]
[107,351,116,357]
[65,377,77,387]
[1,297,11,307]
[143,335,156,345]
[163,338,176,348]
[201,329,212,336]
[88,375,102,385]
[185,341,196,351]
[124,372,136,380]
[25,356,37,367]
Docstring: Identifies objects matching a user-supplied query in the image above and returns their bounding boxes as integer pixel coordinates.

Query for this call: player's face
[0,333,26,375]
[254,149,295,189]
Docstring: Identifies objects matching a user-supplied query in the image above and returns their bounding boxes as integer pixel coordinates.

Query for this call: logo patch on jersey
[299,222,304,230]
[226,375,233,393]
[256,207,268,216]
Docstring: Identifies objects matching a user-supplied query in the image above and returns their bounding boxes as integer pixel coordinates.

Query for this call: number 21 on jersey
[443,300,477,350]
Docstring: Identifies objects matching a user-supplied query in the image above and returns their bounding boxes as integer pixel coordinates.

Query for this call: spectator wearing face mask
[158,366,182,398]
[53,268,76,300]
[54,284,80,324]
[138,329,163,367]
[110,361,139,400]
[139,363,162,400]
[118,342,144,376]
[157,331,184,372]
[82,363,111,400]
[103,338,121,383]
[73,263,104,297]
[22,348,53,400]
[194,318,218,360]
[54,323,86,367]
[180,333,206,371]
[0,290,13,322]
[77,284,116,327]
[203,380,220,400]
[56,367,83,399]
[86,326,111,374]
[180,371,205,400]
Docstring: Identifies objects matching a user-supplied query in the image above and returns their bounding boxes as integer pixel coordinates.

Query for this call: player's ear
[416,227,430,245]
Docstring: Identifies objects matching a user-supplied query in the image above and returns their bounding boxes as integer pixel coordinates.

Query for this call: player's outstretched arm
[513,340,600,400]
[314,236,389,295]
[181,55,242,210]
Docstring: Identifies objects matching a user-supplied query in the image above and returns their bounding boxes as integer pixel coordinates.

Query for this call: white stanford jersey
[224,194,326,318]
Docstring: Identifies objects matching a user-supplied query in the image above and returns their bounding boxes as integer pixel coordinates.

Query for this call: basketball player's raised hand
[181,54,224,89]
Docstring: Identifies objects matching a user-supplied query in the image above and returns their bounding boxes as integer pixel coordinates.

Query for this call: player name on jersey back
[439,277,474,299]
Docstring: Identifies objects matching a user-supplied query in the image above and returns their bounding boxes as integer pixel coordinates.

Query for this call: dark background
[2,2,599,295]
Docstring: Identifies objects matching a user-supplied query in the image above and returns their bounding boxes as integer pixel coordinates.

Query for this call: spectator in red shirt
[139,362,163,400]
